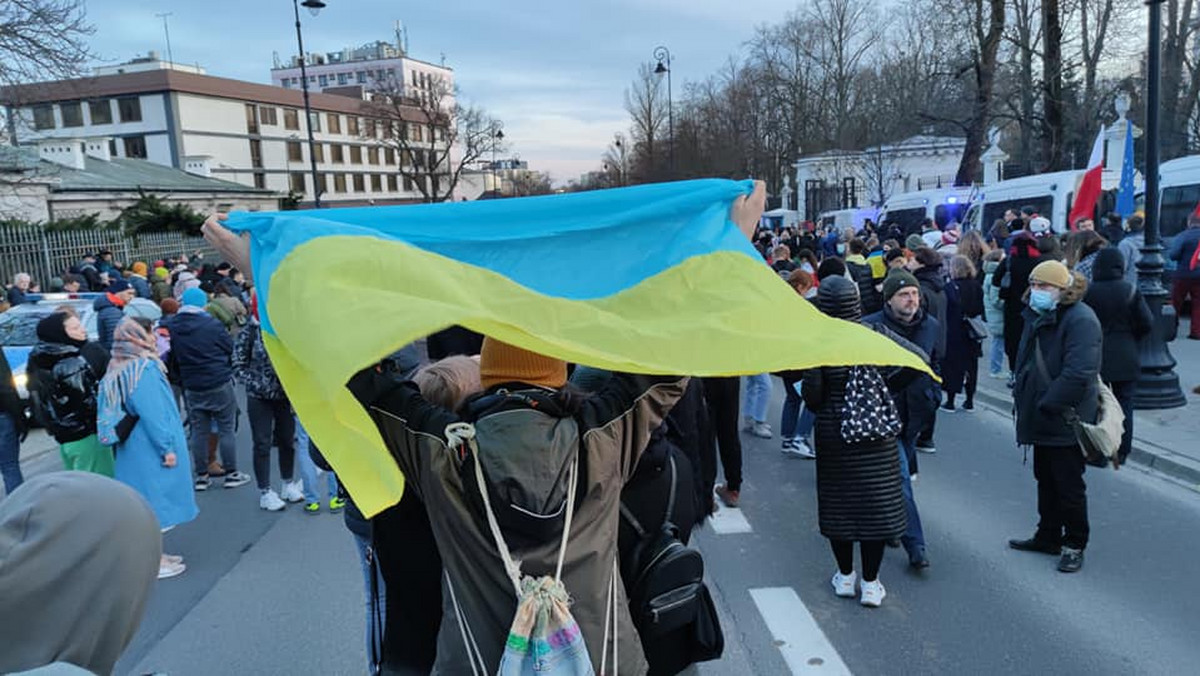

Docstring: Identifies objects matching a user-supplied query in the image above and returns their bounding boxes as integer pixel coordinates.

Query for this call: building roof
[1,68,423,120]
[0,146,274,195]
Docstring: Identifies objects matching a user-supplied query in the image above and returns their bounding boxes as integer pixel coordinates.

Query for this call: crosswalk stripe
[749,587,852,675]
[707,505,753,534]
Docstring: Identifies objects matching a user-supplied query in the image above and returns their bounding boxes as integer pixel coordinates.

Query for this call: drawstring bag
[444,422,618,676]
[840,365,902,444]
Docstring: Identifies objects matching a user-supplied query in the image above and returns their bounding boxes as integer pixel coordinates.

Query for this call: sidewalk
[974,319,1200,489]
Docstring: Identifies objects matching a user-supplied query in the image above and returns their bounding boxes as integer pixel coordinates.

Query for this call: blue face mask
[1029,289,1059,313]
[836,243,847,255]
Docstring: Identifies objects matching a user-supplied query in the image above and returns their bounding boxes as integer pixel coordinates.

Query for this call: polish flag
[1068,130,1106,230]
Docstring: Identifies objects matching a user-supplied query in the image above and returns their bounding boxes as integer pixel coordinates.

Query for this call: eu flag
[1116,120,1137,217]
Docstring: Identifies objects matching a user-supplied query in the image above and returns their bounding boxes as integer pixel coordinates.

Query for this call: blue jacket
[129,275,152,300]
[1166,227,1200,280]
[164,309,233,391]
[97,361,198,529]
[93,294,125,353]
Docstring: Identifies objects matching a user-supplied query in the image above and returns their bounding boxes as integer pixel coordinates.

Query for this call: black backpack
[620,455,724,673]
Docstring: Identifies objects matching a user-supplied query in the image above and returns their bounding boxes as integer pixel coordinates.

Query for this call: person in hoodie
[26,312,113,476]
[164,287,250,491]
[151,266,173,303]
[97,318,198,580]
[0,472,160,675]
[1082,248,1153,465]
[128,261,153,299]
[94,278,137,352]
[992,228,1043,373]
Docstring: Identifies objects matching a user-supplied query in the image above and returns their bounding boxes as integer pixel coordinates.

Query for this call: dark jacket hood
[817,276,861,322]
[1092,247,1126,282]
[30,341,82,368]
[914,265,946,292]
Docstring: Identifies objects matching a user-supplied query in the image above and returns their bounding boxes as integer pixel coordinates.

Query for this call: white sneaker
[793,439,816,459]
[741,416,755,433]
[223,470,252,488]
[280,479,305,503]
[259,489,286,511]
[832,570,857,598]
[158,561,187,579]
[860,579,886,607]
[752,421,773,439]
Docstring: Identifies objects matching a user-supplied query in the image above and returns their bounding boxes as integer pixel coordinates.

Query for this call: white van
[964,170,1084,234]
[1155,154,1200,240]
[816,207,879,233]
[878,186,974,234]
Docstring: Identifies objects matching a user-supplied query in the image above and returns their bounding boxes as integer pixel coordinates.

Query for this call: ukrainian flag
[226,179,929,516]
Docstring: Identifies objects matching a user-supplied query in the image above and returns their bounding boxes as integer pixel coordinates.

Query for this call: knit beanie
[154,267,170,280]
[107,279,131,294]
[478,337,567,391]
[159,298,180,315]
[1029,260,1071,289]
[181,287,208,308]
[882,269,920,301]
[905,234,925,251]
[131,262,148,276]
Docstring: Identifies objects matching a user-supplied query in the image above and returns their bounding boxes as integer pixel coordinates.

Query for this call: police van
[964,170,1085,235]
[878,186,974,234]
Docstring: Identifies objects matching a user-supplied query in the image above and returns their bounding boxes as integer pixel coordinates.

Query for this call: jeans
[702,377,743,492]
[742,373,771,423]
[1033,444,1089,550]
[897,436,926,559]
[780,377,815,440]
[1107,380,1136,463]
[0,412,24,494]
[294,420,337,502]
[186,382,239,476]
[988,336,1007,375]
[351,530,386,671]
[246,396,296,490]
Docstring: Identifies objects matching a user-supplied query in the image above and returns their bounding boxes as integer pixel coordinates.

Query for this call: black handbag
[965,315,989,341]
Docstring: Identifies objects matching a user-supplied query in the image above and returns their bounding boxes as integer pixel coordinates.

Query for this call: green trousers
[59,434,114,477]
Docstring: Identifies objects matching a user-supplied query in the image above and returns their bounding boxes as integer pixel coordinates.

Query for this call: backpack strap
[618,451,680,537]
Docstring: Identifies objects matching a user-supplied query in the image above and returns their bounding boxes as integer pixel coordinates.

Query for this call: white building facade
[4,62,441,207]
[270,33,453,105]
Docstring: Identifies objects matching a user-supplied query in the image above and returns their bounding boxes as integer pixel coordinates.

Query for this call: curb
[972,386,1200,490]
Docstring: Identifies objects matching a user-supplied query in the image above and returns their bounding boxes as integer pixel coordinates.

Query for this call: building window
[88,100,112,125]
[328,113,341,134]
[284,108,299,130]
[253,172,266,189]
[33,105,55,130]
[108,139,117,156]
[384,147,395,165]
[245,104,259,134]
[308,111,321,132]
[259,106,278,126]
[331,144,344,164]
[349,145,362,164]
[290,172,306,193]
[313,143,324,163]
[409,124,423,142]
[316,173,328,195]
[387,174,398,191]
[287,141,303,162]
[401,149,412,166]
[249,139,263,168]
[412,70,418,87]
[367,146,379,165]
[353,173,365,192]
[117,97,142,122]
[60,102,83,127]
[123,135,147,159]
[370,173,382,192]
[364,119,376,138]
[356,71,367,84]
[347,116,359,136]
[318,74,328,87]
[334,174,347,193]
[337,72,348,85]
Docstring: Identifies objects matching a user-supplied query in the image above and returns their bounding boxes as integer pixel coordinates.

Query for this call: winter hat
[159,298,180,316]
[106,279,131,294]
[882,269,920,301]
[123,297,162,322]
[1029,260,1072,289]
[905,234,925,251]
[154,267,169,280]
[131,262,148,276]
[181,287,208,308]
[478,337,567,391]
[1029,217,1052,237]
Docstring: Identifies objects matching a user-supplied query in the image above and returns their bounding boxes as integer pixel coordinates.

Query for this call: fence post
[38,224,53,286]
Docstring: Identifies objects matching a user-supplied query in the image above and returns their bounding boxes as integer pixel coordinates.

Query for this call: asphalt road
[75,380,1200,675]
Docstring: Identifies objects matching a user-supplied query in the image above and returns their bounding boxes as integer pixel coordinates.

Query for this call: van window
[982,196,1053,232]
[934,202,968,228]
[1160,185,1200,238]
[882,207,925,234]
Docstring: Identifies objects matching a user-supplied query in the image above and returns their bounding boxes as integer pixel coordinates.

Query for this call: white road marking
[749,587,853,675]
[707,505,753,534]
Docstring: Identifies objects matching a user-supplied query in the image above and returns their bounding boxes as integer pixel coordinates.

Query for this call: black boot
[1008,537,1061,555]
[1057,548,1084,573]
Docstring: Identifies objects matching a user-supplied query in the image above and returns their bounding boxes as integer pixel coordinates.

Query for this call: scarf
[100,318,165,410]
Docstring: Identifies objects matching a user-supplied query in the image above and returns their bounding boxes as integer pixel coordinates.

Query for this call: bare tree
[803,0,882,148]
[1160,0,1200,159]
[508,170,553,197]
[955,0,1007,185]
[0,0,93,88]
[362,76,503,203]
[624,64,667,182]
[1042,0,1067,170]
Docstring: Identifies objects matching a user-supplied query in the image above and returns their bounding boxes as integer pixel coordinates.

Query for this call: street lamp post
[653,46,674,176]
[293,0,326,208]
[491,124,504,196]
[1135,0,1186,409]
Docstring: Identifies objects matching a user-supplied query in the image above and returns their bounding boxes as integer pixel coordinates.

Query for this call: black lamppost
[1135,0,1186,409]
[653,46,674,176]
[491,123,504,196]
[293,0,326,208]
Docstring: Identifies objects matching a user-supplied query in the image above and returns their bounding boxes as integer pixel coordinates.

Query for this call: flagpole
[1134,0,1185,409]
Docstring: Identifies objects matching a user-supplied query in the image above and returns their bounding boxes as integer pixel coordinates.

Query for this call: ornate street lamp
[293,0,326,207]
[653,46,674,176]
[492,124,504,195]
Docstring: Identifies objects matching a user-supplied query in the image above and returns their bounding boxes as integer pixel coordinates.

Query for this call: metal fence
[0,224,216,289]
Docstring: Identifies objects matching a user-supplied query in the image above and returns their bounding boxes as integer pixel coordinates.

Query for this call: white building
[270,28,453,105]
[794,135,965,221]
[3,57,440,207]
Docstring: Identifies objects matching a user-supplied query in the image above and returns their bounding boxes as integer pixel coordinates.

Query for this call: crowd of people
[2,193,1200,675]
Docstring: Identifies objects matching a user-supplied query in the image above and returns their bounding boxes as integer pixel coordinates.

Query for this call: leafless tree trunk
[1160,0,1199,159]
[956,0,1008,185]
[1005,0,1043,175]
[1041,0,1067,170]
[804,0,881,148]
[624,63,667,182]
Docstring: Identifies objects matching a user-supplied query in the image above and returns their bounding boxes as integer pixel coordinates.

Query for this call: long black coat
[942,276,984,394]
[1083,248,1153,384]
[994,234,1042,366]
[802,278,905,542]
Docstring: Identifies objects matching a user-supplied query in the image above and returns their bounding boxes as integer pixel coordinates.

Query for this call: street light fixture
[491,124,504,196]
[1135,0,1185,408]
[293,0,326,208]
[653,45,674,177]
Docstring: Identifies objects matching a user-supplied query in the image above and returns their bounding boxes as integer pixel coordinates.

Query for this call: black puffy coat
[846,257,883,315]
[994,233,1042,365]
[1083,247,1153,383]
[26,342,105,444]
[942,276,984,394]
[914,264,948,358]
[1013,273,1103,446]
[802,277,906,542]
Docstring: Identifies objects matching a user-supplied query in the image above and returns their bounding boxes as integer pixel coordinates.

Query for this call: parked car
[1,293,102,403]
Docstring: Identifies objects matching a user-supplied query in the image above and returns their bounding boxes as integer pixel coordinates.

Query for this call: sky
[84,0,792,184]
